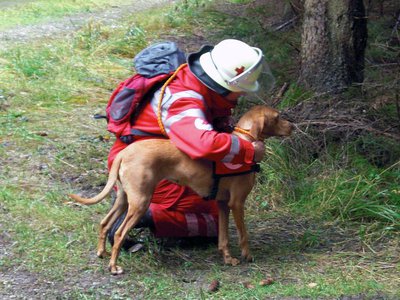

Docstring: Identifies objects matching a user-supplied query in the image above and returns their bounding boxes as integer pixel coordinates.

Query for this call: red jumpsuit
[108,65,255,237]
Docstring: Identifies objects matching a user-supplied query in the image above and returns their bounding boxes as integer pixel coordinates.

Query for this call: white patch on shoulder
[194,118,213,131]
[223,163,243,170]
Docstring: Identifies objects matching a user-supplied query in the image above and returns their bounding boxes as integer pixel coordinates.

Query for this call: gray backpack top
[133,41,186,78]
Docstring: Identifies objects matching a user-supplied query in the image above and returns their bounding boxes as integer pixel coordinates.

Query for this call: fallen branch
[273,16,299,32]
[296,120,400,140]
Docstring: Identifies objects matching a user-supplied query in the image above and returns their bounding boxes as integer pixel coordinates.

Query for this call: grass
[0,0,399,298]
[0,0,131,30]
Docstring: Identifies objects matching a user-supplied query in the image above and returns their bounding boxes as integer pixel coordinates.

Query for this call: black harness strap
[203,163,261,200]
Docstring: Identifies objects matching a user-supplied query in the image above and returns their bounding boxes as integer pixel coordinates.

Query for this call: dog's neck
[234,108,269,142]
[233,127,257,142]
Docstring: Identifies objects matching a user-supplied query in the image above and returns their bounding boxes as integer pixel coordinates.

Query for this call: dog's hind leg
[108,167,156,275]
[104,160,159,274]
[97,181,127,258]
[108,194,150,275]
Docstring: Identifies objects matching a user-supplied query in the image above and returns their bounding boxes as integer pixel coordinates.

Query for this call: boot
[107,209,154,251]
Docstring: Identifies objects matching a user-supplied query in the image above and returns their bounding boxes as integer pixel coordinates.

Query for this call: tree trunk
[299,0,368,93]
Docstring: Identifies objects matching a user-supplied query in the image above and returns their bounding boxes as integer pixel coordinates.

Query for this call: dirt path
[0,0,173,50]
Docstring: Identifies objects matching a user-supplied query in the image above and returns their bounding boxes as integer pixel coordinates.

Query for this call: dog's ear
[249,108,267,140]
[250,106,282,139]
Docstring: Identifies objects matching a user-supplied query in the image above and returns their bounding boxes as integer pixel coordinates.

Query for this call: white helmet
[188,39,264,94]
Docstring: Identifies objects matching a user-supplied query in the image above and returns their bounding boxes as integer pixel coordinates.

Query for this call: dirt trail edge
[0,0,173,50]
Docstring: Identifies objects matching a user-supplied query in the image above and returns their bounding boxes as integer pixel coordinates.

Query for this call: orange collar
[234,126,256,141]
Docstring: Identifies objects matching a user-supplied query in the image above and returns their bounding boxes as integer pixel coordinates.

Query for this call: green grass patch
[0,186,106,276]
[292,164,400,225]
[254,137,400,231]
[0,0,130,30]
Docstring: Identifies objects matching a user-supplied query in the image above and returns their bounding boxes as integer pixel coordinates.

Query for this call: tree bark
[299,0,368,93]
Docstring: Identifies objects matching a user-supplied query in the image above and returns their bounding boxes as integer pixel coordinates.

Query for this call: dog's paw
[109,264,124,275]
[224,256,240,266]
[97,250,109,258]
[242,253,253,263]
[230,257,240,266]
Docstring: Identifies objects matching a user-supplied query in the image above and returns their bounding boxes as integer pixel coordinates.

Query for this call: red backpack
[104,42,186,144]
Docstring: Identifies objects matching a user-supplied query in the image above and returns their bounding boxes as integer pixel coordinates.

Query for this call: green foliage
[277,83,314,109]
[228,0,252,3]
[74,21,111,51]
[73,21,148,57]
[8,48,53,78]
[295,165,399,225]
[367,17,399,63]
[163,0,211,28]
[257,136,400,230]
[356,134,400,167]
[0,186,103,274]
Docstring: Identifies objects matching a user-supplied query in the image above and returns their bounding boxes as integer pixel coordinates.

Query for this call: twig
[367,63,399,68]
[49,154,79,169]
[272,82,290,107]
[296,120,400,140]
[289,1,303,15]
[273,16,299,32]
[391,11,400,37]
[396,92,400,123]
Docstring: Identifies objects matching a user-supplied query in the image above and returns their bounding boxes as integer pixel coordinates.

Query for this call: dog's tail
[68,154,122,205]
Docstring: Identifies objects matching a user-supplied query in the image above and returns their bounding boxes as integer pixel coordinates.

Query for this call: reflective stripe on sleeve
[151,87,205,131]
[164,109,207,133]
[221,135,240,163]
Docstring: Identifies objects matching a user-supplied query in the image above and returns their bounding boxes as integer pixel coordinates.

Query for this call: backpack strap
[156,63,188,136]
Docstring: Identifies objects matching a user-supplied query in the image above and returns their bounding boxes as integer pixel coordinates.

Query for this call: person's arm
[163,98,255,164]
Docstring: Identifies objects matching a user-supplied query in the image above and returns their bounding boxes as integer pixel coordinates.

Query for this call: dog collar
[233,126,256,141]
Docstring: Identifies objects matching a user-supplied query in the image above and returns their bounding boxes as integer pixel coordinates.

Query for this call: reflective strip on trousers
[184,213,199,236]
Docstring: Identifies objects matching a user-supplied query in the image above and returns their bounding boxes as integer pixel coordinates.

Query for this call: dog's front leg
[217,201,240,266]
[230,199,252,262]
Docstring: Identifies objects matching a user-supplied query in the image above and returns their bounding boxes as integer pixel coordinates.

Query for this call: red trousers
[108,139,219,238]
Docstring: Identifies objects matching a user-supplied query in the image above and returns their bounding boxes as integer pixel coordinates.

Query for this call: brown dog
[69,105,293,275]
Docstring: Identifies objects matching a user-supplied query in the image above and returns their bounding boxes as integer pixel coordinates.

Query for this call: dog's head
[237,105,293,141]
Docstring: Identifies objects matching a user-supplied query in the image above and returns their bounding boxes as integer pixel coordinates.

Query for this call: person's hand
[252,141,265,162]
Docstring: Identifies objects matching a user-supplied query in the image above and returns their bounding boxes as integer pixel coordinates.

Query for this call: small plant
[277,83,314,109]
[164,0,211,27]
[74,21,110,50]
[298,229,322,249]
